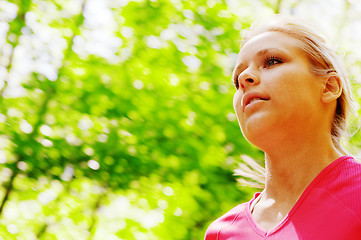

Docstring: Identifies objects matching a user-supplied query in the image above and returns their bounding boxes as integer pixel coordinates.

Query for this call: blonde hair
[234,16,356,188]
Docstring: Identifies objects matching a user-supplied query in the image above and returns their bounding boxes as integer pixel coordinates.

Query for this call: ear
[321,73,342,104]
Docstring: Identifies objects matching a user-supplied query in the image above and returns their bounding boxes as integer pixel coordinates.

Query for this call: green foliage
[0,0,360,239]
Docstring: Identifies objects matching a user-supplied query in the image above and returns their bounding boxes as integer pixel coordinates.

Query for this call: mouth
[248,97,267,105]
[242,92,270,111]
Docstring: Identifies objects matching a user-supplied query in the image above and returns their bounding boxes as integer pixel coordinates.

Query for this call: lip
[242,91,270,111]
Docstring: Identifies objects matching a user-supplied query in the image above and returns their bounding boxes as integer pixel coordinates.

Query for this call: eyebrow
[233,48,286,74]
[257,48,272,56]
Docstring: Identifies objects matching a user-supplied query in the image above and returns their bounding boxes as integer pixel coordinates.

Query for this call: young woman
[205,16,361,239]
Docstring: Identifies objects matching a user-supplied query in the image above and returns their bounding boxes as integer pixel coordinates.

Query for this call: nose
[238,67,260,90]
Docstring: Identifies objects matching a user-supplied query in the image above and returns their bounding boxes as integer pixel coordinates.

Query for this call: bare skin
[253,141,341,231]
[233,31,343,231]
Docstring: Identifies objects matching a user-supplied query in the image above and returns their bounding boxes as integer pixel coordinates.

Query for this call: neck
[262,132,342,203]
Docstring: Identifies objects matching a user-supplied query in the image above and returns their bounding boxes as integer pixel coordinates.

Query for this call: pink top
[204,156,361,239]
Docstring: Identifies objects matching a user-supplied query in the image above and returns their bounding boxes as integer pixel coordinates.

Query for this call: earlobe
[321,74,342,103]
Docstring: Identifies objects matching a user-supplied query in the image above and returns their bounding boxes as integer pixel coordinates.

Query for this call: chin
[242,128,263,144]
[240,122,275,151]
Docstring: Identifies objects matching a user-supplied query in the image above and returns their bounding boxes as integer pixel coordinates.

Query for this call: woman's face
[233,31,325,150]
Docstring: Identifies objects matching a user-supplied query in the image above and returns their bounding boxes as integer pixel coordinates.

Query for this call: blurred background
[0,0,360,239]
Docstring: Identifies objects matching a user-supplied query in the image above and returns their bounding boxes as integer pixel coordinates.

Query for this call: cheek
[233,91,243,113]
[233,91,245,131]
[277,80,315,107]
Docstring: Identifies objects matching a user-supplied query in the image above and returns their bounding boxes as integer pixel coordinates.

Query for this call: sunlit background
[0,0,360,239]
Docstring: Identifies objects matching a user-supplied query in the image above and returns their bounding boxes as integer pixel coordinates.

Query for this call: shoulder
[210,202,248,227]
[342,156,361,187]
[204,202,249,240]
[315,156,361,222]
[319,156,361,190]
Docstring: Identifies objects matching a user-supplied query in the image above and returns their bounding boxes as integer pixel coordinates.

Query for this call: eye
[233,70,241,89]
[265,56,283,68]
[233,75,239,89]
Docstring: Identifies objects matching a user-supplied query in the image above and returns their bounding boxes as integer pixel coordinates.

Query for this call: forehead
[237,31,302,62]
